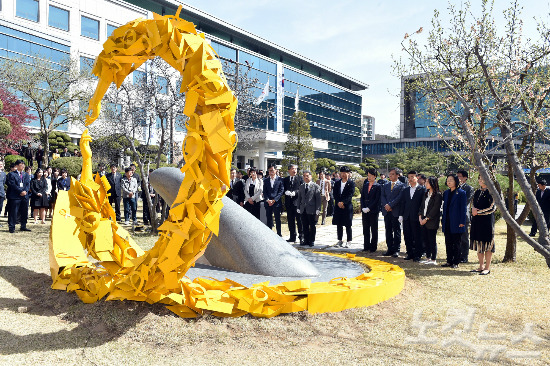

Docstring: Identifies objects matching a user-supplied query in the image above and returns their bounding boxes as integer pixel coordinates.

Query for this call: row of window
[14,0,118,41]
[0,25,70,64]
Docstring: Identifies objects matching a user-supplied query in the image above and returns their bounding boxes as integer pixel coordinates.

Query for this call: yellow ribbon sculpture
[49,7,405,318]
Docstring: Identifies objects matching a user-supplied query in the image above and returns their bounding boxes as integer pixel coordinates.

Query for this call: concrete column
[258,141,266,171]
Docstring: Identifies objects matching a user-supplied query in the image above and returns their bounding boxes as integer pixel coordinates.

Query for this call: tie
[230,180,233,189]
[391,182,395,191]
[291,176,293,185]
[305,184,309,194]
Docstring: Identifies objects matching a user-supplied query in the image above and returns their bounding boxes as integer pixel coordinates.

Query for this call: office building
[1,0,366,167]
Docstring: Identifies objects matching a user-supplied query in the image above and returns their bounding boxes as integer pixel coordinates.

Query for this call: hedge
[4,155,28,170]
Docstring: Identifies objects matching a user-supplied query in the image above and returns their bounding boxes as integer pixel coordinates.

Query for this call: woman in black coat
[30,168,49,224]
[418,176,443,265]
[470,175,496,275]
[332,166,355,248]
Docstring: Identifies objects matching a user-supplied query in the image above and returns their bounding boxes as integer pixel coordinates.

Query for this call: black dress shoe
[20,228,31,232]
[9,230,15,233]
[287,238,296,243]
[413,258,422,262]
[391,253,399,258]
[441,263,452,267]
[404,256,413,260]
[300,242,307,246]
[308,243,314,247]
[369,249,377,253]
[382,251,392,256]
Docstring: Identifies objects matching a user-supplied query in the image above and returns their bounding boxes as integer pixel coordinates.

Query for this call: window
[107,24,117,37]
[80,56,95,76]
[49,6,69,31]
[157,76,168,94]
[133,70,146,85]
[16,0,39,22]
[81,16,99,40]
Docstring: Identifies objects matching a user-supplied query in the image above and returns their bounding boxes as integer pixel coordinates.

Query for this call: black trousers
[8,197,28,231]
[459,218,470,262]
[301,212,317,245]
[362,211,378,251]
[337,224,352,242]
[384,214,401,254]
[286,204,302,240]
[109,195,121,221]
[265,203,282,235]
[444,231,462,265]
[422,226,438,260]
[530,211,550,235]
[403,218,423,259]
[245,201,261,220]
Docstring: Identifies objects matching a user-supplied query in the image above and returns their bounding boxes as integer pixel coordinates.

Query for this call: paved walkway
[289,214,387,253]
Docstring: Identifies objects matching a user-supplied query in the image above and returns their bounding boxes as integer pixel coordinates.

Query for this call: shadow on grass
[0,266,177,355]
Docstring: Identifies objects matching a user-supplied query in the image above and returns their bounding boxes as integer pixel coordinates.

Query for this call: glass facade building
[1,0,366,164]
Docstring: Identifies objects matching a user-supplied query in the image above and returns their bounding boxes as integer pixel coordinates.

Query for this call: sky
[181,0,549,136]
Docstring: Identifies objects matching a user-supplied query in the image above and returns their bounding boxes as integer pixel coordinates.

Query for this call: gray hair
[288,164,298,170]
[302,170,312,176]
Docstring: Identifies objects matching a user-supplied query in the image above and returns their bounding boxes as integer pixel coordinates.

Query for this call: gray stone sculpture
[149,167,320,278]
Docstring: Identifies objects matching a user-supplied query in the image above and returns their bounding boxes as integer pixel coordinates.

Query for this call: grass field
[0,210,548,365]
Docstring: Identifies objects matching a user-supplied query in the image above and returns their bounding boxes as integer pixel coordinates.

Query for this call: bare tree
[0,56,90,165]
[395,0,550,266]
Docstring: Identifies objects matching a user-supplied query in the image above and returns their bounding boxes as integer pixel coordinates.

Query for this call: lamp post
[386,159,389,174]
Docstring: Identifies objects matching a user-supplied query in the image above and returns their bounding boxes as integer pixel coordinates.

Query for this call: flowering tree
[395,0,550,265]
[0,87,32,155]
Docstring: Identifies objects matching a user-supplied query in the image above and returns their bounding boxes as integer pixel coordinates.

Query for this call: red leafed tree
[0,86,33,154]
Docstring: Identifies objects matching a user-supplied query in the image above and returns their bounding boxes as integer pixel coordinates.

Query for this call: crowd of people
[0,149,501,275]
[362,168,496,274]
[227,165,498,275]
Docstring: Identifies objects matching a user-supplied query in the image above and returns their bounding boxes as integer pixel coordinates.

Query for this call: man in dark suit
[263,163,284,236]
[106,164,123,222]
[23,142,33,168]
[35,145,45,169]
[296,170,321,247]
[231,170,245,206]
[284,164,303,244]
[380,168,405,257]
[400,170,426,261]
[457,170,473,263]
[361,168,381,252]
[61,147,71,157]
[6,159,31,233]
[530,179,550,236]
[333,166,355,248]
[377,173,388,186]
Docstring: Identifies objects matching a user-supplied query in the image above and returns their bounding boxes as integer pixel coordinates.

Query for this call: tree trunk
[503,160,517,262]
[441,80,550,267]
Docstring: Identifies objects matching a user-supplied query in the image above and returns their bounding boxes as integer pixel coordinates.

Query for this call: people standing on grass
[296,170,321,247]
[316,170,331,225]
[418,176,442,265]
[381,168,405,257]
[263,163,284,236]
[333,166,355,248]
[57,169,70,191]
[48,167,60,218]
[121,167,138,225]
[42,169,52,219]
[457,170,473,263]
[30,168,48,224]
[244,167,263,220]
[529,179,550,237]
[470,176,496,275]
[284,164,303,244]
[400,170,426,262]
[361,168,381,252]
[441,173,467,269]
[6,159,31,233]
[106,164,122,222]
[0,161,5,227]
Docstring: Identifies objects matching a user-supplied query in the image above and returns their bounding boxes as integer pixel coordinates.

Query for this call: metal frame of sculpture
[49,7,405,318]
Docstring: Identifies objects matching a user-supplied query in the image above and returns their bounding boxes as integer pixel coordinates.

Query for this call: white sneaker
[420,259,431,264]
[335,241,343,247]
[429,260,437,265]
[345,242,352,248]
[124,221,130,225]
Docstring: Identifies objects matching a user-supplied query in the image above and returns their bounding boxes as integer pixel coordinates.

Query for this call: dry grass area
[0,212,549,365]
